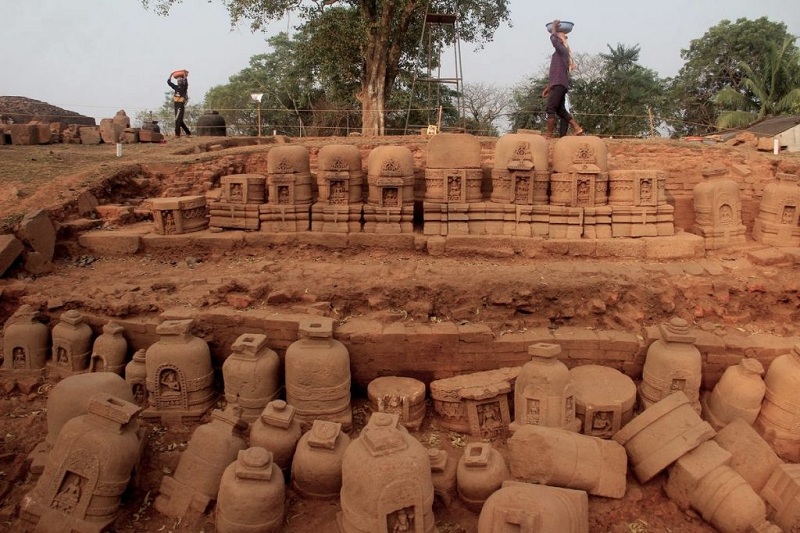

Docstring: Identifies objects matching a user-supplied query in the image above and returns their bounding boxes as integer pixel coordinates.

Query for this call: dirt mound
[0,96,96,126]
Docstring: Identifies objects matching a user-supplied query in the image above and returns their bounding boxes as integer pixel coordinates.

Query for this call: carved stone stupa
[21,393,142,532]
[142,319,216,422]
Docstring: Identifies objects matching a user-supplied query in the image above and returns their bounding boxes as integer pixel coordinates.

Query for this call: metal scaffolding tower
[404,9,466,135]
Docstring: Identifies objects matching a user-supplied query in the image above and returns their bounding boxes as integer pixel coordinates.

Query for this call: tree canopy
[142,0,511,136]
[670,17,800,135]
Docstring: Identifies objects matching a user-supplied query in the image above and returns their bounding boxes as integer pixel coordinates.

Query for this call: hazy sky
[1,0,798,124]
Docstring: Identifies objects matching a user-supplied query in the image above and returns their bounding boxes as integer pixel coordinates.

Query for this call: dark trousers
[545,84,572,124]
[174,102,191,136]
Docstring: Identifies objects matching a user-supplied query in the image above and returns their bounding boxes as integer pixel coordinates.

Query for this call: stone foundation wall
[75,309,798,392]
[146,138,789,236]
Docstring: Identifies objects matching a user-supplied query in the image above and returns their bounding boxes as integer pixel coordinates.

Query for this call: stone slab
[644,232,705,259]
[747,247,788,266]
[0,234,24,276]
[18,209,56,261]
[78,232,142,255]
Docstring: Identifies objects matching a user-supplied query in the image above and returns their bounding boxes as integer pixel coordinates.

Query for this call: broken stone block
[761,463,800,532]
[154,407,247,519]
[76,191,99,217]
[99,118,118,144]
[0,234,24,277]
[478,481,589,533]
[9,124,39,145]
[508,424,627,499]
[613,392,715,483]
[367,376,426,431]
[665,440,732,510]
[457,442,511,512]
[570,364,636,439]
[79,126,102,145]
[18,209,56,261]
[150,196,208,235]
[138,129,164,143]
[23,251,54,276]
[666,440,769,533]
[714,418,783,494]
[430,367,519,438]
[119,128,138,144]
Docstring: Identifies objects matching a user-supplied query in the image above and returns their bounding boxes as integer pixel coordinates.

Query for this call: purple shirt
[548,33,571,90]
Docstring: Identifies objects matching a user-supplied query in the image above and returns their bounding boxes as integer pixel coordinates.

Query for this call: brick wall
[88,309,799,392]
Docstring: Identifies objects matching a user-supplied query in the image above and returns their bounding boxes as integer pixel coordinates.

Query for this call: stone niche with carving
[692,167,747,249]
[639,318,702,414]
[20,393,142,532]
[142,319,216,422]
[487,132,550,237]
[88,321,128,376]
[364,145,415,233]
[752,172,800,247]
[511,343,581,433]
[477,481,589,533]
[259,145,313,232]
[607,170,675,237]
[3,304,50,373]
[49,310,94,377]
[338,412,438,533]
[430,367,520,440]
[209,174,266,231]
[150,195,208,235]
[422,133,483,236]
[549,136,611,239]
[367,376,427,431]
[311,144,365,233]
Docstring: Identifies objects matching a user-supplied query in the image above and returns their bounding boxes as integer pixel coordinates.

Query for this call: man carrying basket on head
[167,70,191,137]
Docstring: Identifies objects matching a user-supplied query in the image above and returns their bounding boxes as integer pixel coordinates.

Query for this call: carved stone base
[258,204,311,232]
[209,202,261,230]
[310,203,363,233]
[362,205,413,234]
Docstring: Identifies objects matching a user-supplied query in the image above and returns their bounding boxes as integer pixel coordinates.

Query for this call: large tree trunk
[356,0,421,136]
[358,58,388,136]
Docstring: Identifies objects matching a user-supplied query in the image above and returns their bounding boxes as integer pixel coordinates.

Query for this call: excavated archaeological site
[1,129,800,533]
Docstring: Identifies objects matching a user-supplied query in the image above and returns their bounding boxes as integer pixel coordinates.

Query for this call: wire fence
[1,103,739,139]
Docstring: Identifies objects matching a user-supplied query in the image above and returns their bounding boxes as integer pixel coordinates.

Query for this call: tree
[142,0,511,136]
[670,17,800,135]
[714,36,800,129]
[461,82,511,135]
[570,44,668,137]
